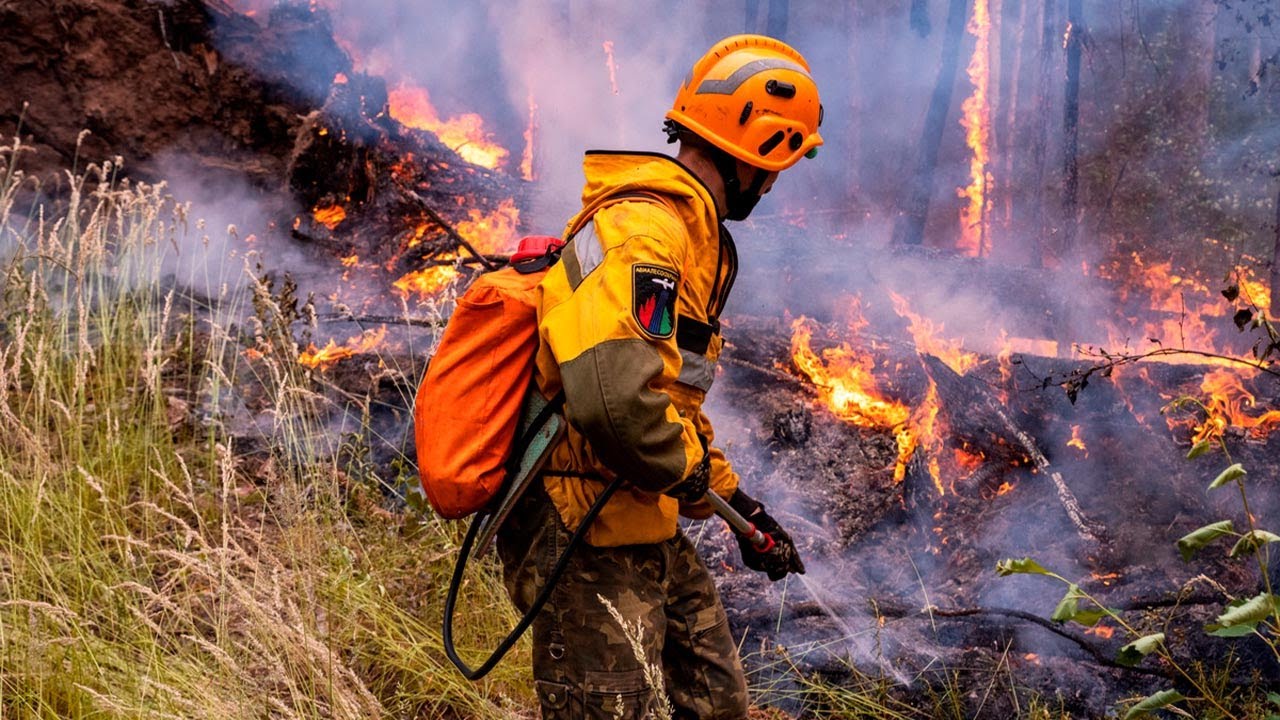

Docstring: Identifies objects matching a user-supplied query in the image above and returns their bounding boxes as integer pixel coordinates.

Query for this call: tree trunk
[1029,0,1058,268]
[1061,0,1083,258]
[766,0,789,39]
[893,0,970,247]
[1173,0,1216,152]
[843,2,860,207]
[1272,181,1280,318]
[1000,0,1028,250]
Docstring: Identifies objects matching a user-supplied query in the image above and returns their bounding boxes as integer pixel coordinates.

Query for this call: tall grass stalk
[0,137,530,718]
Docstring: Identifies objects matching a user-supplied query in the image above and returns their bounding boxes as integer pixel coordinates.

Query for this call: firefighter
[497,34,822,719]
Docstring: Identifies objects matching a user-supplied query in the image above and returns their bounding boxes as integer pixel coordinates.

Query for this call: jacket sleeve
[678,407,741,520]
[539,209,707,494]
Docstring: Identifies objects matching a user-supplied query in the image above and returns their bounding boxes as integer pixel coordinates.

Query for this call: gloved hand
[663,434,711,503]
[729,489,805,581]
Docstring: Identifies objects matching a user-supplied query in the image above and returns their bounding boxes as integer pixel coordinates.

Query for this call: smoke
[150,154,330,300]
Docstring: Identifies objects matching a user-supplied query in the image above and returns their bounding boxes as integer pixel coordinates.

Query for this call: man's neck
[676,144,726,218]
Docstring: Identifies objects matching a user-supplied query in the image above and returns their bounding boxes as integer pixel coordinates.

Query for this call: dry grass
[0,135,532,718]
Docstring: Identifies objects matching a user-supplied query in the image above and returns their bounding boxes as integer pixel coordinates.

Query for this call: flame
[1182,369,1280,444]
[1067,425,1088,456]
[388,84,510,170]
[340,254,359,267]
[1237,268,1272,311]
[455,198,521,255]
[394,265,460,301]
[995,481,1015,496]
[521,91,539,181]
[299,326,388,370]
[789,316,918,483]
[1099,258,1271,364]
[603,41,620,95]
[915,381,947,495]
[313,204,347,230]
[889,292,980,375]
[957,0,993,256]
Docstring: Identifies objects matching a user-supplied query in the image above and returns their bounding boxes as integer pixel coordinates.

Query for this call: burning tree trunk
[893,0,969,248]
[1061,0,1083,258]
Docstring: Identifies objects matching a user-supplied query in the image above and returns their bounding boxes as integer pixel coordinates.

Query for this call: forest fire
[957,0,993,257]
[388,84,509,170]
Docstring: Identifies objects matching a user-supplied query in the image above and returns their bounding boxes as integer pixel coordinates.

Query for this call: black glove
[729,489,805,582]
[663,434,711,503]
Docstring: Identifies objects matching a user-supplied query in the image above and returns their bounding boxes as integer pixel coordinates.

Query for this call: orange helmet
[666,34,823,172]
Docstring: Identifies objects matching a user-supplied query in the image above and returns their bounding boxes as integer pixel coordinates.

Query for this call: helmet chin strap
[710,147,769,222]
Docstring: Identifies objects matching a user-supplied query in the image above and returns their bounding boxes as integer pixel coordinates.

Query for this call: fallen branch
[400,188,501,271]
[921,353,1105,544]
[315,312,444,329]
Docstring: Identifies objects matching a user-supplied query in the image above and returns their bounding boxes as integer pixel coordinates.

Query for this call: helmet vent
[758,131,786,156]
[788,133,803,151]
[765,79,796,98]
[738,101,753,125]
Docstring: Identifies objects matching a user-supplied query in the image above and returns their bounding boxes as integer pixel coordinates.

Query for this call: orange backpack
[414,191,670,519]
[413,236,560,518]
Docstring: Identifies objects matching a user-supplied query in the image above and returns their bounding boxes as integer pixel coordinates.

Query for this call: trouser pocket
[583,667,657,720]
[535,679,581,719]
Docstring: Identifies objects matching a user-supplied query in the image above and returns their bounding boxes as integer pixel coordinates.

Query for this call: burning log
[920,353,1105,543]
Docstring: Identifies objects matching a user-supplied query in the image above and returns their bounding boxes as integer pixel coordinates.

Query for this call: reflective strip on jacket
[535,151,741,547]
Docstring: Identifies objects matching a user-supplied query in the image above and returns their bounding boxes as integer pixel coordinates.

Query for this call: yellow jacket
[534,151,740,547]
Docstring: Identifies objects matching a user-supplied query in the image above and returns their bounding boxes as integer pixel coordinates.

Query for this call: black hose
[442,475,624,680]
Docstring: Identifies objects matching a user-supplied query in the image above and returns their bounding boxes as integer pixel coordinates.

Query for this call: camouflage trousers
[497,485,749,719]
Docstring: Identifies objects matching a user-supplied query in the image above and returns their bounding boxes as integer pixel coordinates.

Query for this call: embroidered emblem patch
[632,264,679,339]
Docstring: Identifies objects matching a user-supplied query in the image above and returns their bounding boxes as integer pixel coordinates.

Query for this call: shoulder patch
[632,264,679,339]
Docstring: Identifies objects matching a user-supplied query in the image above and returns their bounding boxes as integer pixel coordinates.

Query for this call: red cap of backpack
[510,235,566,265]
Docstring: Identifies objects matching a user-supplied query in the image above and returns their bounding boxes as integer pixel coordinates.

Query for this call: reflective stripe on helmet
[695,58,812,96]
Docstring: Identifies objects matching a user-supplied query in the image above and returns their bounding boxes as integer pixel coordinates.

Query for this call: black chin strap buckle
[662,119,680,144]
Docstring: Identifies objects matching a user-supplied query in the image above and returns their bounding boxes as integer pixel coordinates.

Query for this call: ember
[1067,425,1088,456]
[1084,625,1115,640]
[313,203,347,229]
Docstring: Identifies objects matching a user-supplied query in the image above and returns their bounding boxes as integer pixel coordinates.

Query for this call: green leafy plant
[996,423,1279,719]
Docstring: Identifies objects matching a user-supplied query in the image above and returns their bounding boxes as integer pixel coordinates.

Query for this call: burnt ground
[689,319,1280,719]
